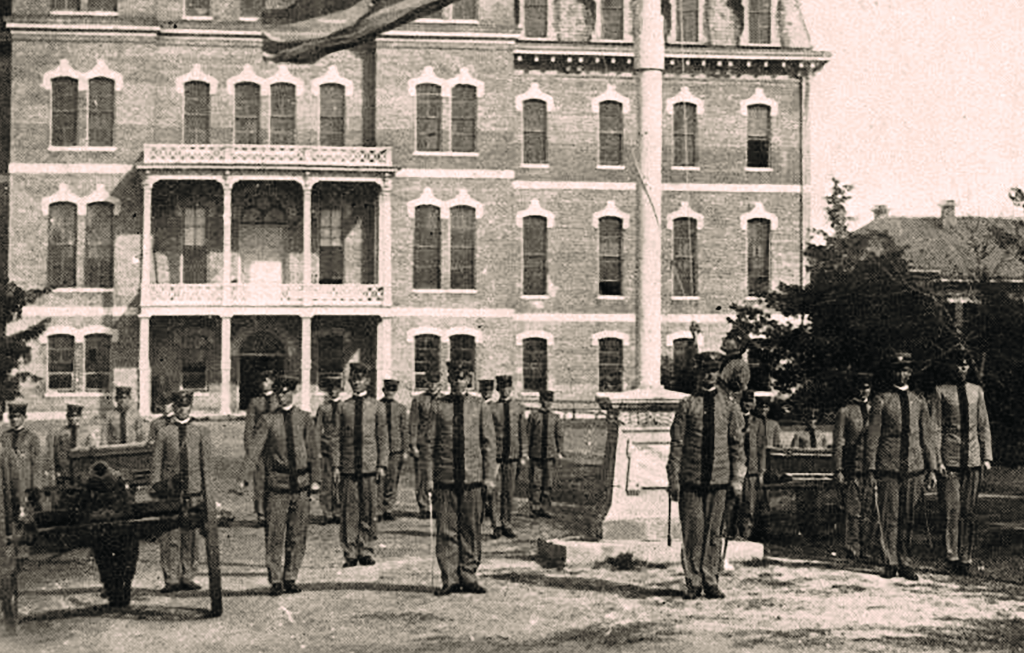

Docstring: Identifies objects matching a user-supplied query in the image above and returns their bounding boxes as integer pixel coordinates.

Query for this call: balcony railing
[146,283,386,307]
[142,144,393,169]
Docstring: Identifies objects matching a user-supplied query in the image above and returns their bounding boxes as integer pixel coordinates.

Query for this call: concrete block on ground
[537,538,764,570]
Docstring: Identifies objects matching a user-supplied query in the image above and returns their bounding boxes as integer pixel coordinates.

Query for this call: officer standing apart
[410,370,444,519]
[489,374,526,539]
[105,387,145,444]
[378,379,409,522]
[526,390,563,518]
[929,349,993,576]
[866,352,937,581]
[150,390,211,593]
[243,376,320,595]
[1,403,44,517]
[833,373,874,561]
[315,374,345,524]
[331,363,387,566]
[667,352,746,600]
[425,361,496,596]
[737,393,775,541]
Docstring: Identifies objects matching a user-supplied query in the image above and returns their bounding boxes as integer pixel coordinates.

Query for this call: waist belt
[271,463,311,475]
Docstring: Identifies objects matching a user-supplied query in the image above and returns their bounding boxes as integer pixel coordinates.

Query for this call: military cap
[258,369,278,382]
[496,375,513,389]
[479,379,494,392]
[424,369,442,384]
[540,390,555,402]
[698,351,724,371]
[854,372,873,388]
[66,403,83,417]
[383,379,400,391]
[274,375,300,393]
[320,373,344,390]
[7,402,27,417]
[172,390,193,407]
[157,390,175,407]
[446,360,473,379]
[890,351,913,369]
[115,386,132,399]
[947,348,972,366]
[348,362,371,379]
[741,390,756,403]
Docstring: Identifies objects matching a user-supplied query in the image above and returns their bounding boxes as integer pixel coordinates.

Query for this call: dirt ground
[4,419,1024,652]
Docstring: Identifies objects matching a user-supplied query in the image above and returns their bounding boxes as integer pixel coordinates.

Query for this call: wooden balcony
[144,283,386,307]
[141,143,393,171]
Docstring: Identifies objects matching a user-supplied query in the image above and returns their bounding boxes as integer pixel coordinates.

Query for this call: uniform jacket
[866,387,937,476]
[1,427,44,507]
[409,391,440,452]
[491,398,526,462]
[149,415,173,443]
[380,398,410,455]
[243,392,279,459]
[667,389,747,490]
[332,394,388,475]
[425,392,496,488]
[526,408,563,460]
[247,406,321,492]
[104,406,146,444]
[743,413,778,476]
[315,397,344,459]
[833,399,871,474]
[928,382,993,468]
[150,418,213,497]
[50,424,80,482]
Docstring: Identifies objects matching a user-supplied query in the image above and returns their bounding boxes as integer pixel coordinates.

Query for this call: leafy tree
[0,281,49,410]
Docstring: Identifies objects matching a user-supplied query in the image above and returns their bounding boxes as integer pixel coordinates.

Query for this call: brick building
[1,0,827,418]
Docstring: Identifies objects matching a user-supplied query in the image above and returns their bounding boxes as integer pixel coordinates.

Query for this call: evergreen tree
[0,281,48,410]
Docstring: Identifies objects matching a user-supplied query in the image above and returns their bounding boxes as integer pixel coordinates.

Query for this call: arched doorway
[239,331,286,410]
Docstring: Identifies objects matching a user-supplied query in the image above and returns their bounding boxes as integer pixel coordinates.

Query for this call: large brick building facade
[1,0,827,418]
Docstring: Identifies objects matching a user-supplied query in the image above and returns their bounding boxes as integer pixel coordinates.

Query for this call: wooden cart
[0,442,222,633]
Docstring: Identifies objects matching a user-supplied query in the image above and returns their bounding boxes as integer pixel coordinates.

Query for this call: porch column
[140,179,154,305]
[220,316,232,415]
[379,178,393,306]
[221,177,233,306]
[376,317,392,397]
[138,315,151,415]
[303,178,314,289]
[300,315,312,411]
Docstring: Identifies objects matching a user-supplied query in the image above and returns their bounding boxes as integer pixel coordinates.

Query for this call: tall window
[747,104,771,168]
[413,205,441,289]
[320,83,345,146]
[240,0,264,18]
[181,332,209,391]
[523,99,547,164]
[85,334,111,391]
[185,0,210,16]
[748,218,771,297]
[270,83,296,145]
[522,216,547,296]
[52,77,78,147]
[599,217,622,296]
[416,84,442,152]
[749,0,771,44]
[85,203,113,288]
[673,217,697,296]
[601,0,624,39]
[235,82,261,144]
[318,204,345,283]
[523,338,548,392]
[182,201,207,284]
[451,84,477,153]
[451,0,477,20]
[599,338,624,392]
[52,0,117,11]
[450,335,476,381]
[679,0,698,42]
[673,102,697,167]
[599,101,623,166]
[48,335,75,391]
[184,81,210,144]
[524,0,547,37]
[450,206,476,290]
[88,77,114,146]
[414,334,441,389]
[48,202,77,288]
[316,334,347,387]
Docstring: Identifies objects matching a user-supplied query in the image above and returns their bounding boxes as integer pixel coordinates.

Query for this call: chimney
[872,205,889,220]
[940,200,956,229]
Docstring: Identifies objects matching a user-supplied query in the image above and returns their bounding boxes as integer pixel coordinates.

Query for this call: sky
[800,0,1024,228]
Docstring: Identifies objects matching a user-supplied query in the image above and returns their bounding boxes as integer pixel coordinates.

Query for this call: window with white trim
[84,334,111,392]
[599,337,624,392]
[747,104,771,168]
[523,0,548,37]
[48,335,75,391]
[184,81,210,144]
[48,202,77,288]
[51,77,78,147]
[598,217,623,296]
[270,83,296,145]
[748,0,771,44]
[416,84,442,152]
[600,0,624,39]
[414,334,441,389]
[52,0,117,11]
[673,217,698,296]
[523,338,548,392]
[319,83,346,146]
[88,77,114,147]
[599,101,623,166]
[413,205,442,289]
[85,202,114,288]
[235,82,261,144]
[450,334,476,383]
[748,217,771,297]
[185,0,210,17]
[451,84,477,153]
[450,206,476,290]
[522,216,547,296]
[678,0,699,42]
[673,102,698,167]
[523,99,547,164]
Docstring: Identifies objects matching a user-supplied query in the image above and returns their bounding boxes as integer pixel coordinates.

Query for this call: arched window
[416,83,442,152]
[522,216,547,296]
[414,334,441,389]
[748,217,771,297]
[85,202,114,288]
[52,77,78,146]
[599,217,623,296]
[598,338,623,392]
[599,101,623,166]
[88,77,114,146]
[450,206,476,290]
[523,337,548,392]
[270,82,296,145]
[184,81,210,144]
[48,202,77,288]
[319,83,345,146]
[523,99,547,164]
[673,102,697,167]
[413,205,442,289]
[48,335,75,391]
[85,333,111,391]
[673,217,698,296]
[747,104,771,168]
[450,334,476,382]
[451,84,477,153]
[235,82,261,144]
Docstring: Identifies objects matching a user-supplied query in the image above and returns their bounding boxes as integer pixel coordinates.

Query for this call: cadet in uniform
[331,363,387,566]
[315,374,345,524]
[244,376,320,595]
[489,375,526,539]
[833,373,874,560]
[105,387,145,445]
[1,403,44,516]
[150,390,212,592]
[51,404,83,486]
[410,370,443,519]
[243,369,279,526]
[526,390,563,518]
[718,337,750,402]
[478,379,495,403]
[425,361,496,596]
[378,379,409,522]
[737,393,775,541]
[150,392,175,444]
[866,352,937,581]
[667,352,746,599]
[929,349,993,576]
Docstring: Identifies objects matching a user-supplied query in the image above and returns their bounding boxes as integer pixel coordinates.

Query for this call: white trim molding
[405,326,446,343]
[447,189,484,219]
[740,87,779,116]
[227,64,269,96]
[516,330,554,346]
[42,324,118,344]
[175,63,219,95]
[408,66,449,97]
[311,66,354,97]
[666,201,705,230]
[591,84,631,114]
[407,187,448,220]
[515,82,554,112]
[446,326,483,342]
[265,64,305,96]
[740,201,779,231]
[665,86,704,115]
[591,200,630,230]
[41,182,120,216]
[591,330,630,347]
[515,198,555,228]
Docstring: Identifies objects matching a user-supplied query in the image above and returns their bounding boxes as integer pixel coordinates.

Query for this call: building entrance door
[239,331,286,411]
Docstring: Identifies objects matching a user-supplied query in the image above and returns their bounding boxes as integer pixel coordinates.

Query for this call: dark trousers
[415,451,431,513]
[939,467,981,564]
[842,474,875,558]
[320,454,340,519]
[490,461,519,529]
[265,490,310,584]
[380,452,404,515]
[529,458,554,513]
[340,474,378,560]
[159,527,197,584]
[434,485,484,589]
[680,487,727,591]
[253,459,267,519]
[737,474,765,540]
[876,474,923,569]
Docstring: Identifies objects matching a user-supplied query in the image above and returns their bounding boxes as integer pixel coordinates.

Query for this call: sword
[872,479,894,567]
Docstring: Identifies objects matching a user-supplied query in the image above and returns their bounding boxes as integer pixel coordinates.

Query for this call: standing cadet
[410,370,443,519]
[489,375,526,539]
[1,403,45,516]
[243,376,320,595]
[718,336,750,402]
[378,379,409,522]
[150,390,211,593]
[833,373,874,560]
[105,387,145,444]
[149,392,175,444]
[243,369,278,527]
[929,349,993,576]
[331,363,387,566]
[315,374,345,524]
[737,394,775,541]
[866,352,938,581]
[478,379,495,403]
[667,352,746,600]
[526,390,563,518]
[425,361,496,595]
[51,404,83,487]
